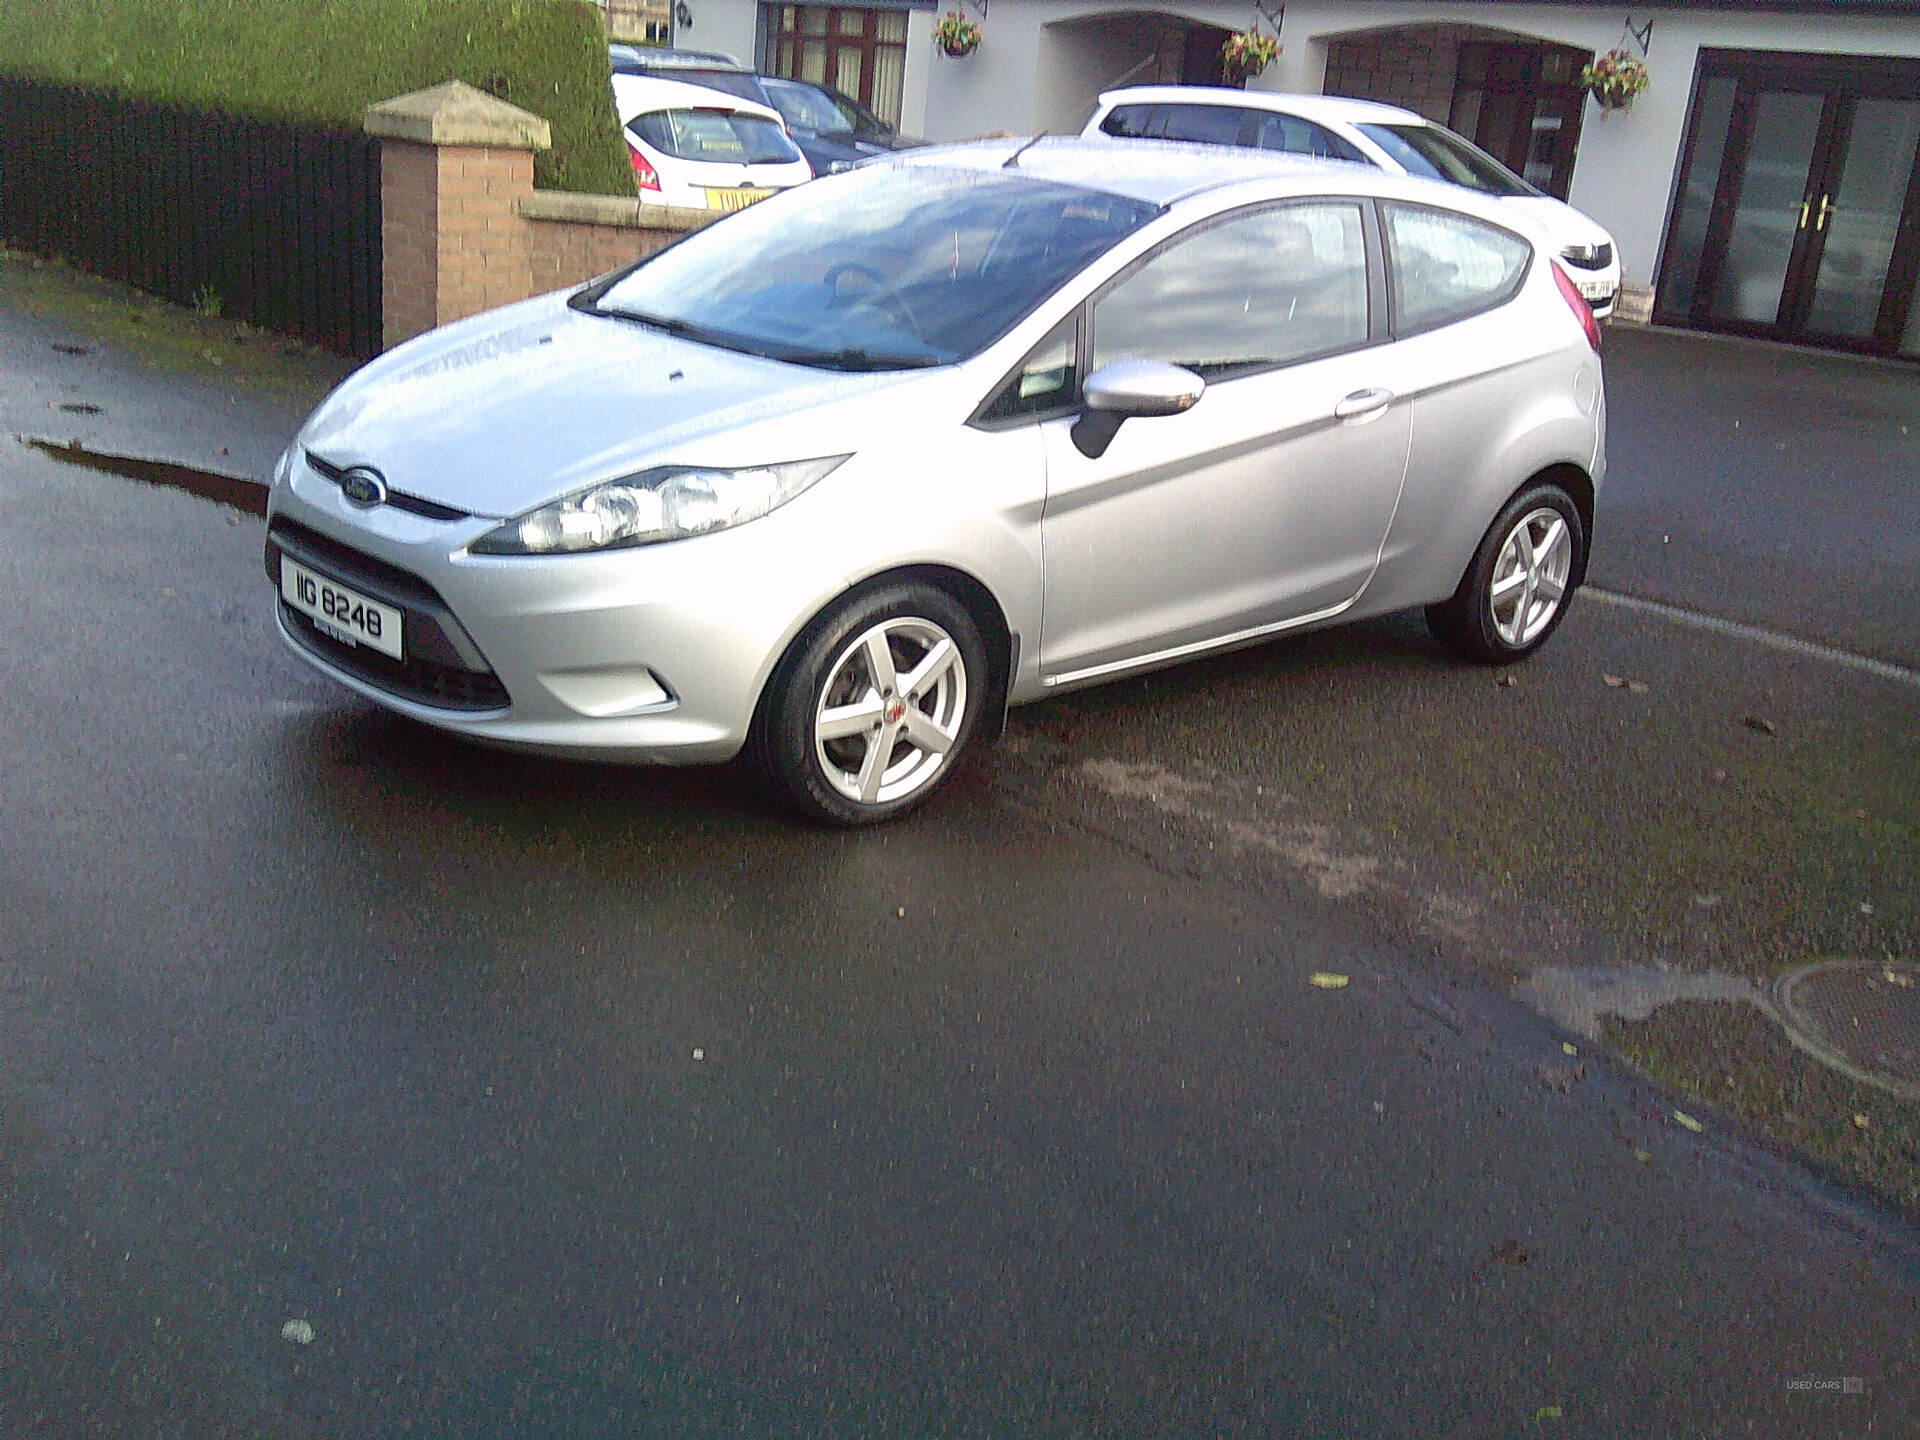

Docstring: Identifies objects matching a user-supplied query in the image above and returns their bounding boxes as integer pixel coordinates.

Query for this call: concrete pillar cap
[365,80,551,150]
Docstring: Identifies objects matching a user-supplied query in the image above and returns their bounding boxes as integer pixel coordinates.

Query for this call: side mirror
[1071,358,1206,458]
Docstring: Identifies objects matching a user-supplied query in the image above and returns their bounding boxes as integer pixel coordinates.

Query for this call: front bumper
[264,455,836,764]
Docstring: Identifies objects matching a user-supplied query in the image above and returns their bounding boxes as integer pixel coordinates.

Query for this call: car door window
[1247,113,1366,163]
[975,316,1079,424]
[1383,202,1531,333]
[1091,202,1371,379]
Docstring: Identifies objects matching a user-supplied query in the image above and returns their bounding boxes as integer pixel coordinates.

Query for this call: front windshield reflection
[595,165,1160,370]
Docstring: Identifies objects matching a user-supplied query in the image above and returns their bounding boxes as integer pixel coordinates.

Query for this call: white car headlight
[469,456,848,556]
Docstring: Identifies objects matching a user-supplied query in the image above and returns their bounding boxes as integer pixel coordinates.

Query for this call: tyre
[1427,482,1585,664]
[750,582,988,826]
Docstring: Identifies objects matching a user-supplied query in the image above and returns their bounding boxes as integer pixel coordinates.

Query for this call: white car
[613,75,812,210]
[1084,87,1622,317]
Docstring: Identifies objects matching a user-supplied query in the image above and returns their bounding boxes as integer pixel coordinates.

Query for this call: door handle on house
[1798,199,1811,230]
[1816,194,1834,231]
[1334,388,1394,421]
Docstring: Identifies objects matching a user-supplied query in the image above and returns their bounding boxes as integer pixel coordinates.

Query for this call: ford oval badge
[338,466,388,507]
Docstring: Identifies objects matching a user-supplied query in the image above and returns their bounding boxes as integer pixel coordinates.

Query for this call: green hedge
[0,0,630,194]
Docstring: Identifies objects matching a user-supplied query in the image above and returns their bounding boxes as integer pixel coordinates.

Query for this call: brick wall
[521,192,714,295]
[367,83,707,350]
[1323,25,1465,123]
[435,145,537,325]
[379,140,440,347]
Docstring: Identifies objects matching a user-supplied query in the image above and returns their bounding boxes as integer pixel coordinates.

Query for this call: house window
[769,5,909,127]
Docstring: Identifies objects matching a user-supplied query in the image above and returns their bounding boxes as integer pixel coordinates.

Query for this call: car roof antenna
[1002,133,1049,168]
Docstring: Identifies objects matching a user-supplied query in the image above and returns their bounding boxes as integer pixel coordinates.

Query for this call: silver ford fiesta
[266,138,1604,825]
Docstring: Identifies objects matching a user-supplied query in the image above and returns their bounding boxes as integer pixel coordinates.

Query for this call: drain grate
[1774,960,1920,1102]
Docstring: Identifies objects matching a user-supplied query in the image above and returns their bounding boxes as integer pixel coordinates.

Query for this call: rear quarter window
[1100,103,1245,148]
[1383,202,1531,333]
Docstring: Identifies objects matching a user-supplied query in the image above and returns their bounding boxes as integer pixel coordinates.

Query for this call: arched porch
[1318,22,1594,199]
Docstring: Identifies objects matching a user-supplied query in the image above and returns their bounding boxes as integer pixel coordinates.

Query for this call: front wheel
[1427,482,1585,663]
[750,583,987,826]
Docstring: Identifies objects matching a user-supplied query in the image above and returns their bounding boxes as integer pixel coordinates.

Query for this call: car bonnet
[297,293,932,519]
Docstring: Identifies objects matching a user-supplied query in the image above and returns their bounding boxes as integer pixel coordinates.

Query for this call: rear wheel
[1427,482,1585,663]
[750,583,986,826]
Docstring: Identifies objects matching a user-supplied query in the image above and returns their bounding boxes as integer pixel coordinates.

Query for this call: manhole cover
[1774,960,1920,1102]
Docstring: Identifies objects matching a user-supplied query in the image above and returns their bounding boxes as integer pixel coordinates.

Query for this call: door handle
[1816,194,1835,231]
[1798,199,1811,230]
[1335,388,1394,421]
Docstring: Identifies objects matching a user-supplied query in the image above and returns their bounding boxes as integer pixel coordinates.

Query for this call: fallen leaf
[1692,893,1721,909]
[281,1319,314,1345]
[1535,1060,1586,1094]
[1535,1404,1564,1421]
[1853,1113,1871,1129]
[1627,680,1649,694]
[1478,1238,1530,1272]
[1495,674,1517,688]
[1632,1148,1651,1164]
[1562,1042,1578,1057]
[1673,1110,1703,1133]
[1742,716,1778,736]
[895,907,906,918]
[1885,970,1913,988]
[1309,972,1350,989]
[1603,673,1627,688]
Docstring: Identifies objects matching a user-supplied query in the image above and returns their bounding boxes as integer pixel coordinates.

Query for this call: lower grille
[280,604,510,711]
[267,519,510,714]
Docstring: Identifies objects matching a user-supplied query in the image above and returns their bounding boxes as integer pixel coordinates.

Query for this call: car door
[1037,199,1411,684]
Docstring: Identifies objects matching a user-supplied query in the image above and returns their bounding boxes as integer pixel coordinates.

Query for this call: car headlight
[468,456,849,556]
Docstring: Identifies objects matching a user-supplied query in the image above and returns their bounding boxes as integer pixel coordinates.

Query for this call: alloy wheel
[813,616,968,806]
[1488,506,1573,648]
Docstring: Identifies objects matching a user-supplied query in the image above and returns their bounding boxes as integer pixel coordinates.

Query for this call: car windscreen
[628,110,802,165]
[1356,123,1537,198]
[765,80,852,134]
[587,165,1161,370]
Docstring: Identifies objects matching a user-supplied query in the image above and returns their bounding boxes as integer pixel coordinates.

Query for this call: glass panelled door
[1705,87,1827,325]
[1804,98,1920,339]
[1656,51,1920,357]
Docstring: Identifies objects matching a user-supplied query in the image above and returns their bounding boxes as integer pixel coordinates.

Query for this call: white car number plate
[281,556,403,660]
[1579,278,1615,300]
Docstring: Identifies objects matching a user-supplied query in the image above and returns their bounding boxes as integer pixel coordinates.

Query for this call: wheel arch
[753,562,1017,747]
[1514,461,1595,587]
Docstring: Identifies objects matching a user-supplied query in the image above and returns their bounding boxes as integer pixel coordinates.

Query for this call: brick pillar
[364,81,552,351]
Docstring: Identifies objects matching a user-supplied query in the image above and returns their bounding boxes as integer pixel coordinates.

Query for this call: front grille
[267,518,510,714]
[305,451,471,521]
[1560,243,1614,272]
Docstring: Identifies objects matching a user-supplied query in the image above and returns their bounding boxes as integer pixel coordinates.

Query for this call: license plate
[705,186,773,212]
[1579,279,1615,301]
[280,556,403,659]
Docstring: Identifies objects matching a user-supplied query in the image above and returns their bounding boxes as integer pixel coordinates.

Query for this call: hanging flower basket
[1582,48,1650,114]
[934,11,981,58]
[1220,27,1279,87]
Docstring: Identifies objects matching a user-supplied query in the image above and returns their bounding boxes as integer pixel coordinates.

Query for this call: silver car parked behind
[266,139,1604,825]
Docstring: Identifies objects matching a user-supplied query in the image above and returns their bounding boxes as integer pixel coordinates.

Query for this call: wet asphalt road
[4,355,1920,1436]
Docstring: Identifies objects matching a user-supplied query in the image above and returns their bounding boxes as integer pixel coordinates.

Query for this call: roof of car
[897,135,1409,208]
[609,45,748,71]
[611,74,783,124]
[1095,86,1425,127]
